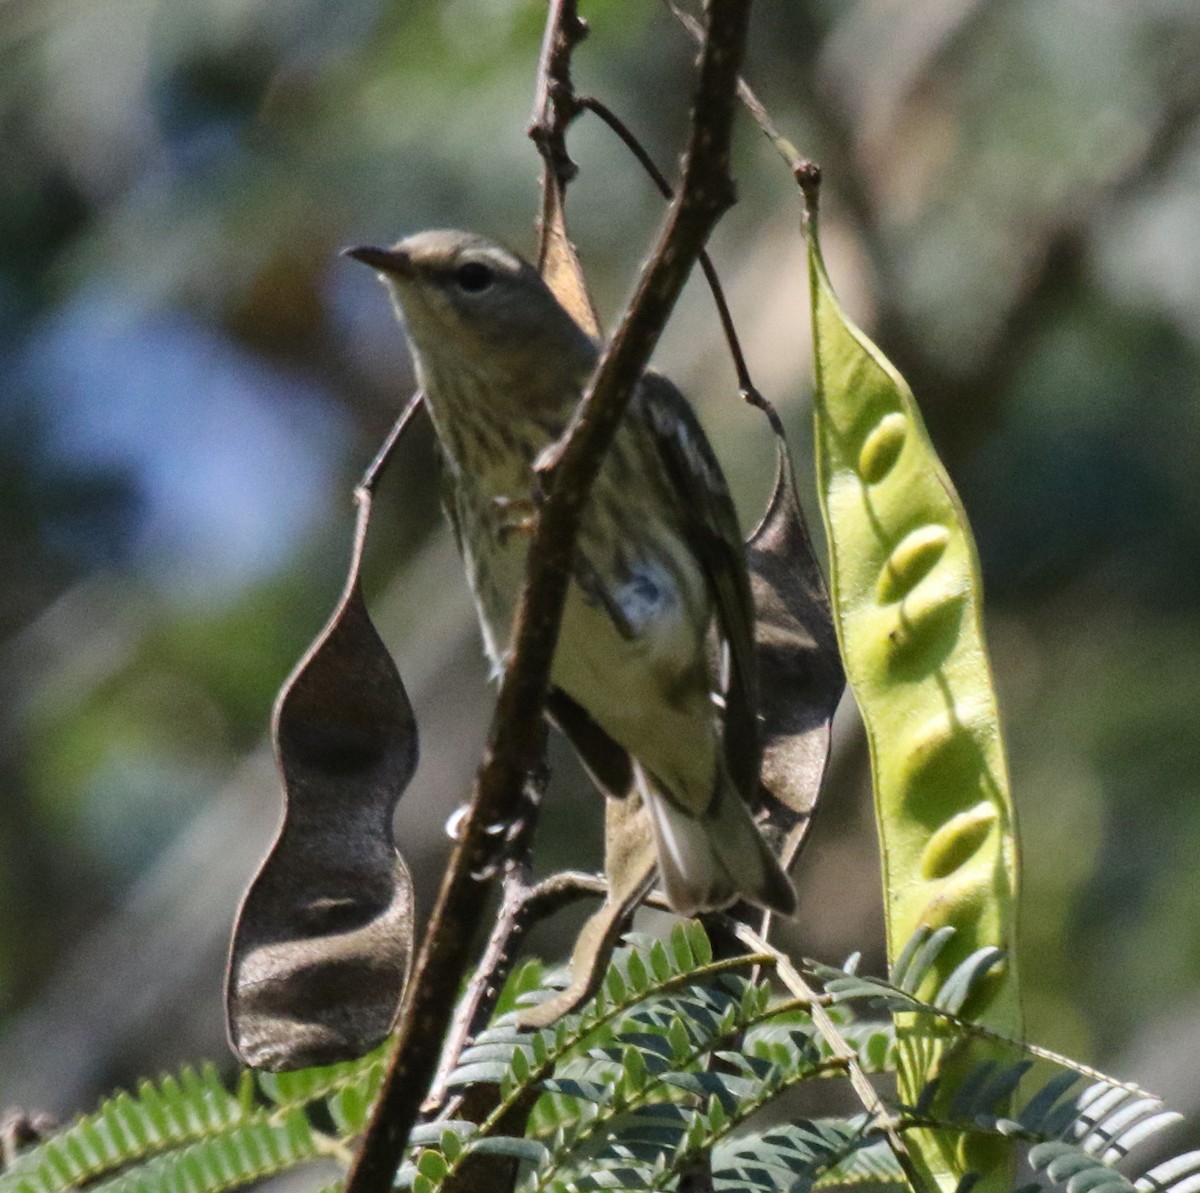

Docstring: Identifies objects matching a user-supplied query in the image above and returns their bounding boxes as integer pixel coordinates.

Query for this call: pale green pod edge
[805,205,1021,1189]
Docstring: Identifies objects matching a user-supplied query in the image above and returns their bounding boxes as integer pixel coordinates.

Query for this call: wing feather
[635,373,762,803]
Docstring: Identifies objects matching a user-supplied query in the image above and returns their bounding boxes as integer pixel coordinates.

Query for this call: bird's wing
[437,447,467,557]
[636,372,762,803]
[546,686,634,800]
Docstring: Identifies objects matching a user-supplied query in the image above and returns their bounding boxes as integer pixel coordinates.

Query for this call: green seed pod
[806,202,1021,1191]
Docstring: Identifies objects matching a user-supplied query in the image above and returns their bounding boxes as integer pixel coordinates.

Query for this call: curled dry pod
[518,781,655,1031]
[227,495,417,1071]
[538,180,601,340]
[806,195,1020,1189]
[745,405,844,867]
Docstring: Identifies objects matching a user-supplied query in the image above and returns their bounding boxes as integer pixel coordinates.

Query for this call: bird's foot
[448,765,549,880]
[490,495,539,546]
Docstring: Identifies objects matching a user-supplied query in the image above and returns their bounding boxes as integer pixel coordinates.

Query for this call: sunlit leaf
[806,188,1021,1190]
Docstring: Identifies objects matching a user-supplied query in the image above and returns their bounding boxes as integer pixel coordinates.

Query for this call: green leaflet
[11,925,1191,1193]
[0,1055,385,1193]
[805,202,1021,1190]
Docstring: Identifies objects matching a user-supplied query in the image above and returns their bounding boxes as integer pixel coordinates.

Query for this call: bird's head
[345,230,595,387]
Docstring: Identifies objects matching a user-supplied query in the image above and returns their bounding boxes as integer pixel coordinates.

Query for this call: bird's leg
[505,758,550,856]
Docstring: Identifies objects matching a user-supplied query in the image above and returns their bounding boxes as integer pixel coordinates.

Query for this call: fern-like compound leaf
[1,1067,244,1193]
[1019,1072,1082,1133]
[85,1113,316,1193]
[935,947,1007,1013]
[1136,1151,1200,1193]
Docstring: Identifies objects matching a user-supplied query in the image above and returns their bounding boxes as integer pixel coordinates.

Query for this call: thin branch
[733,921,935,1193]
[341,6,755,1192]
[579,96,754,396]
[355,389,426,500]
[422,865,603,1193]
[662,0,819,190]
[528,0,586,192]
[579,93,799,442]
[529,0,599,334]
[338,389,428,581]
[423,864,601,1114]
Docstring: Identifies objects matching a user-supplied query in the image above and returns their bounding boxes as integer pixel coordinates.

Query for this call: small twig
[336,388,430,582]
[578,97,751,392]
[424,864,602,1113]
[423,860,539,1116]
[355,388,426,501]
[528,0,599,333]
[657,0,826,444]
[661,0,820,191]
[528,0,586,191]
[341,9,754,1193]
[732,922,936,1193]
[578,94,795,443]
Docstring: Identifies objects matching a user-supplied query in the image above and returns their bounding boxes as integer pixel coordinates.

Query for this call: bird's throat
[418,351,576,492]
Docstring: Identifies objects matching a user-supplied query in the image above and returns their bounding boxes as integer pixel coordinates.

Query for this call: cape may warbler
[348,230,794,916]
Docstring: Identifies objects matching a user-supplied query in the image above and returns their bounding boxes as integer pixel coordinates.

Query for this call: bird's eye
[455,261,494,293]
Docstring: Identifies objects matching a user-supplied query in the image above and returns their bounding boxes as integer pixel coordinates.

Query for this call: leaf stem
[734,922,934,1193]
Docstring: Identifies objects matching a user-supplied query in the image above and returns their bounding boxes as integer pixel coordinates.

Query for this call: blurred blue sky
[19,287,352,604]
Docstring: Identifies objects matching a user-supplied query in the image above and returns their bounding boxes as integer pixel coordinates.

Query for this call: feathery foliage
[7,924,1194,1193]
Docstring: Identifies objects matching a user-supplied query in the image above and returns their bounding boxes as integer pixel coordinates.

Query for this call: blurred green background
[2,0,1199,1138]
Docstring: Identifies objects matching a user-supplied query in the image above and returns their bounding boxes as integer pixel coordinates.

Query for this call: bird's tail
[640,765,796,917]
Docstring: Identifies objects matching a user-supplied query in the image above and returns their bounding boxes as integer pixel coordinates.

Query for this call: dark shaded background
[2,0,1199,1143]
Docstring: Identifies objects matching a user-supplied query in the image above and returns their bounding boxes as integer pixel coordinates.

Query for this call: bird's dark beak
[342,245,414,277]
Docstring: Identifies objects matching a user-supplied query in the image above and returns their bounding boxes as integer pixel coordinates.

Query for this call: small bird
[347,230,795,916]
